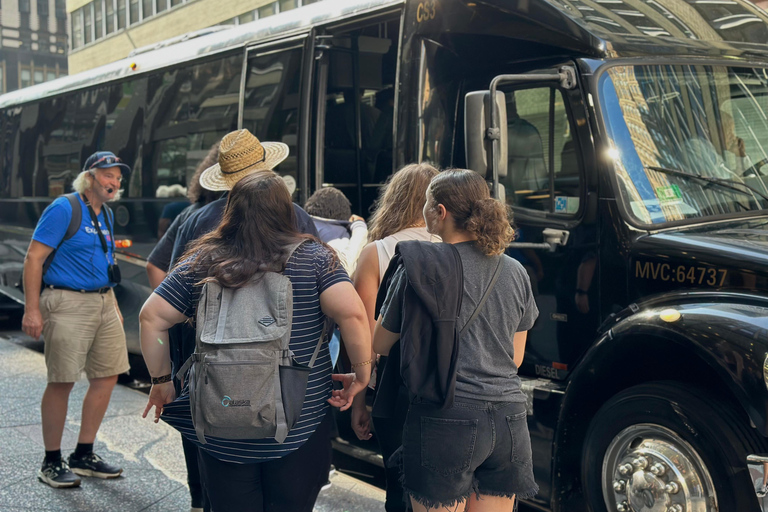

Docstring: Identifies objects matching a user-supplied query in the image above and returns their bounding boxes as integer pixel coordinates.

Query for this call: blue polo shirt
[32,194,115,291]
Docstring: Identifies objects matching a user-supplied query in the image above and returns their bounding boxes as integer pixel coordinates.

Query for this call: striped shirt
[154,241,349,463]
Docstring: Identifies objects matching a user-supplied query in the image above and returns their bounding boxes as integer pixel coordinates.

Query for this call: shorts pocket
[506,410,533,467]
[41,289,60,314]
[420,416,477,475]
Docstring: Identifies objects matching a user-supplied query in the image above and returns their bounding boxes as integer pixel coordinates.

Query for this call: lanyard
[83,196,115,264]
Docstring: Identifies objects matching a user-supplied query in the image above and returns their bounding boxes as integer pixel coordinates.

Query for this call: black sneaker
[37,459,81,488]
[68,452,123,479]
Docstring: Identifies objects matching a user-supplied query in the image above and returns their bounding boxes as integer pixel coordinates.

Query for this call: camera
[108,264,122,285]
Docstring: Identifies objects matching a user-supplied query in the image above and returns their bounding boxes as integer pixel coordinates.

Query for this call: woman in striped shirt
[139,171,371,512]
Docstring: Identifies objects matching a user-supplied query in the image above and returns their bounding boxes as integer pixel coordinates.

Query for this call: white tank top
[373,227,439,281]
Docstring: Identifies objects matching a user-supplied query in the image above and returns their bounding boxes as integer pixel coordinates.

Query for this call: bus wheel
[581,381,762,512]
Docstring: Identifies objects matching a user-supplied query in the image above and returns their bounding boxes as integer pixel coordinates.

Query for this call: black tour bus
[5,0,768,510]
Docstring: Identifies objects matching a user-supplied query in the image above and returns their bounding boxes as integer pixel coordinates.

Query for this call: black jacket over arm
[375,240,464,409]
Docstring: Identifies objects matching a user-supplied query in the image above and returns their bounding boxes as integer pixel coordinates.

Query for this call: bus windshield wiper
[647,165,768,204]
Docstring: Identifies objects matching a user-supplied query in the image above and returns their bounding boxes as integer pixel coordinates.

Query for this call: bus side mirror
[464,90,507,182]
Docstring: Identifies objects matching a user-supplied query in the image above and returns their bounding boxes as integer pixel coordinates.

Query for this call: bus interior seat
[504,116,548,205]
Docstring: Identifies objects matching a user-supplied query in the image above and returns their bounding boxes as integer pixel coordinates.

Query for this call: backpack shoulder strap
[459,256,504,336]
[62,193,82,243]
[103,203,115,252]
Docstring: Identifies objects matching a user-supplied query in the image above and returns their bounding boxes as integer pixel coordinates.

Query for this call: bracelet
[350,358,373,369]
[575,288,588,295]
[151,374,173,385]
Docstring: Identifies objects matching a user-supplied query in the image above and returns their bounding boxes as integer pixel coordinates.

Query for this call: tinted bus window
[242,48,302,197]
[146,54,241,198]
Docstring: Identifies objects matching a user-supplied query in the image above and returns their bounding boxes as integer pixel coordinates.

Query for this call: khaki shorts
[40,288,130,383]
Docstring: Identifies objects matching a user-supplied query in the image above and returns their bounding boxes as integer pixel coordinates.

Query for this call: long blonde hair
[368,163,439,242]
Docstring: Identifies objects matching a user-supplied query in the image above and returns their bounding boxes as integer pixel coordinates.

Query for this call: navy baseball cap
[83,151,131,175]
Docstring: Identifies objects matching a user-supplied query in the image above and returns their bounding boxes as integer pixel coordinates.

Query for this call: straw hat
[199,129,289,191]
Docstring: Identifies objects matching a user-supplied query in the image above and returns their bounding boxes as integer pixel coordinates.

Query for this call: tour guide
[22,151,130,489]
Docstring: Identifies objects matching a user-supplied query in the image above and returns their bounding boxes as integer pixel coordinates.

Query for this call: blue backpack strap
[103,203,116,255]
[42,193,82,277]
[62,193,81,243]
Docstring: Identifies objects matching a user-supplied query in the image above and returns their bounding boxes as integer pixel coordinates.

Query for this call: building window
[238,11,255,24]
[95,0,104,39]
[170,0,182,6]
[84,5,93,44]
[34,70,43,85]
[156,0,167,12]
[117,0,126,29]
[303,0,321,4]
[72,8,83,49]
[55,0,65,17]
[106,0,115,34]
[37,0,49,16]
[19,0,31,13]
[47,71,56,81]
[142,0,153,19]
[0,66,4,93]
[20,68,32,88]
[278,0,297,12]
[258,3,276,18]
[129,0,139,24]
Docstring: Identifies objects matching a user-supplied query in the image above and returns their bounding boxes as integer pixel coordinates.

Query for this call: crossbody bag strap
[307,319,329,369]
[83,198,110,255]
[459,256,504,336]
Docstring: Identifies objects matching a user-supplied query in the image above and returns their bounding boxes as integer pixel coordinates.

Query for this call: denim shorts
[399,397,538,508]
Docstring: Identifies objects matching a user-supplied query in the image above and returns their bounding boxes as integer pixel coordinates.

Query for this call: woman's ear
[436,204,448,221]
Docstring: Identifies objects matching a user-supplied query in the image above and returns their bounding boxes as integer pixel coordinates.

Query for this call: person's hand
[22,308,43,340]
[115,304,124,324]
[142,382,176,423]
[329,373,367,411]
[351,402,372,440]
[349,215,364,223]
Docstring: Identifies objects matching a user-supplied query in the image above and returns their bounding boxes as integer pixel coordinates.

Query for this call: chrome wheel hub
[602,424,717,512]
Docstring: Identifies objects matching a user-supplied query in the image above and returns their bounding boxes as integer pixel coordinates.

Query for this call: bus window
[242,48,303,199]
[501,86,583,215]
[147,54,241,198]
[321,19,400,215]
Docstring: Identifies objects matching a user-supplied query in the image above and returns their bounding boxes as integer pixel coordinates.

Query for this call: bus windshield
[599,64,768,225]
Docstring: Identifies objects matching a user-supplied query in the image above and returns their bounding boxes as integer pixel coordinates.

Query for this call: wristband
[575,288,588,295]
[151,374,173,385]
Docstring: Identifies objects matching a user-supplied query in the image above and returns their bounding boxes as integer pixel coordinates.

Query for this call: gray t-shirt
[380,241,538,402]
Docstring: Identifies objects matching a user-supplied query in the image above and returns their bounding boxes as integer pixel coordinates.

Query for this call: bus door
[310,13,402,216]
[469,65,599,381]
[239,36,308,204]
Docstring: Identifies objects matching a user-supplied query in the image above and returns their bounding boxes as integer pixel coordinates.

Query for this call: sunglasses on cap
[88,155,123,169]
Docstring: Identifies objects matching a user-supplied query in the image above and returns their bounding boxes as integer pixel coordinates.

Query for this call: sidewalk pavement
[0,334,385,512]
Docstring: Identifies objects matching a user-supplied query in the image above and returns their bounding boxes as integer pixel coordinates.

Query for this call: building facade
[66,0,323,73]
[0,0,69,94]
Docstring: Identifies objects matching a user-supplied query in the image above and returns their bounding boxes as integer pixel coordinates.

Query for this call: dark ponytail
[427,169,514,255]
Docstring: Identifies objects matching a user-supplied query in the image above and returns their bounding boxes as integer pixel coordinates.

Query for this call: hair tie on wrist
[151,374,173,385]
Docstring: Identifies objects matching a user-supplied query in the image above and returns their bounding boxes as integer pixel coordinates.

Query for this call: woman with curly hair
[373,169,539,512]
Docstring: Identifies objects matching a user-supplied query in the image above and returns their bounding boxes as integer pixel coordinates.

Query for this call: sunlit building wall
[65,0,324,73]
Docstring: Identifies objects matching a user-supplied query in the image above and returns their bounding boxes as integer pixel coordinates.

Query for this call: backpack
[177,242,327,445]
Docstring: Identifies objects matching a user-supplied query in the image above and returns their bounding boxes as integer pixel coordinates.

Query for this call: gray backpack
[177,243,326,444]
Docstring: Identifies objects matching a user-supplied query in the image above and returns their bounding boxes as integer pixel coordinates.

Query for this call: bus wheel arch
[552,334,765,511]
[581,381,762,512]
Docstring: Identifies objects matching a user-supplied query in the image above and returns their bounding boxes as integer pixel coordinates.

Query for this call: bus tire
[581,381,763,512]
